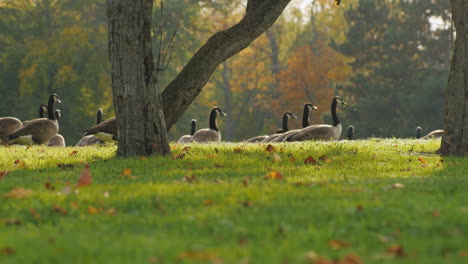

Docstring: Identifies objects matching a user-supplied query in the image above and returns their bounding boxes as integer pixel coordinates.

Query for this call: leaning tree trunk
[107,0,170,156]
[161,0,293,131]
[440,0,468,156]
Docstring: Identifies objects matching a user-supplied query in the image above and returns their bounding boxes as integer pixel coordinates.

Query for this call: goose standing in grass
[191,107,226,143]
[82,114,117,143]
[0,117,23,145]
[177,119,197,144]
[285,96,347,141]
[48,110,66,147]
[271,104,318,142]
[261,112,298,143]
[6,94,61,145]
[347,125,354,140]
[76,109,104,146]
[416,126,422,139]
[421,129,444,139]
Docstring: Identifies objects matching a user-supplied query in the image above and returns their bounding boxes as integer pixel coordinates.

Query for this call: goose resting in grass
[271,104,318,142]
[76,109,104,146]
[191,107,226,143]
[261,112,298,143]
[0,117,23,145]
[177,119,196,144]
[48,110,66,147]
[285,96,347,141]
[82,115,117,142]
[421,129,444,139]
[6,94,61,145]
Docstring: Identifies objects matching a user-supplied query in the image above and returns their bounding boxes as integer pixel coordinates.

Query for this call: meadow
[0,139,467,264]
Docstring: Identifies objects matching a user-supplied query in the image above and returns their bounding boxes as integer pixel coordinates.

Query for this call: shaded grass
[0,139,467,263]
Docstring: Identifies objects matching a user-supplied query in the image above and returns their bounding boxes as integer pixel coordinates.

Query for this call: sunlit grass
[1,139,467,263]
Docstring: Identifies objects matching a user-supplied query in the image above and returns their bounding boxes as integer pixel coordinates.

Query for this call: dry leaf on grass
[3,187,33,199]
[51,205,68,215]
[3,218,22,226]
[68,150,79,156]
[304,157,317,165]
[87,206,100,215]
[264,171,284,180]
[265,144,276,153]
[233,147,243,153]
[76,165,92,188]
[386,244,405,258]
[328,239,350,250]
[273,153,282,163]
[0,171,9,180]
[0,247,15,256]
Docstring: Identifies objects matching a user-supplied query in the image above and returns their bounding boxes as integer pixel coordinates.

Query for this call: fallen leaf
[70,202,79,209]
[432,211,440,218]
[203,200,214,206]
[3,187,33,199]
[68,150,79,156]
[183,175,197,183]
[138,156,147,160]
[29,208,41,219]
[328,240,350,250]
[265,171,284,180]
[304,157,317,165]
[57,163,74,170]
[386,244,405,258]
[171,153,185,160]
[51,205,67,215]
[177,251,220,261]
[459,250,468,257]
[391,183,405,189]
[0,171,9,180]
[105,208,116,215]
[273,153,282,163]
[3,218,22,226]
[87,206,100,215]
[340,255,363,264]
[213,179,226,184]
[356,205,364,211]
[318,155,329,161]
[288,153,297,162]
[0,247,15,256]
[122,168,132,176]
[242,177,249,187]
[243,200,253,207]
[418,157,427,165]
[44,182,55,191]
[14,160,26,169]
[76,165,92,188]
[265,144,276,153]
[233,147,243,153]
[182,146,191,152]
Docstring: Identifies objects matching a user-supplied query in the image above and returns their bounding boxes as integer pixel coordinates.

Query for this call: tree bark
[440,0,468,156]
[107,0,170,156]
[161,0,293,131]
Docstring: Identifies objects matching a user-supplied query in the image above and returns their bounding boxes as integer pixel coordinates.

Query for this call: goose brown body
[177,119,197,144]
[271,104,317,142]
[421,129,444,139]
[48,110,65,147]
[261,112,298,142]
[76,109,105,146]
[191,107,226,143]
[82,116,117,142]
[0,117,23,144]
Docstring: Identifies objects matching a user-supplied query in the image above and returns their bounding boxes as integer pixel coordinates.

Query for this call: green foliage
[333,0,451,138]
[1,140,468,263]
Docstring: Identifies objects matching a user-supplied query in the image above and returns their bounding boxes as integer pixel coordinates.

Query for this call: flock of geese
[0,94,444,147]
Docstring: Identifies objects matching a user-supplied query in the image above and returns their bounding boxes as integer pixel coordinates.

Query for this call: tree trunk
[221,61,234,141]
[440,0,468,156]
[161,0,293,131]
[107,0,170,156]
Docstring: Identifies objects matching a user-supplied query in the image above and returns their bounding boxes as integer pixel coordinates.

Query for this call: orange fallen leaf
[29,208,41,219]
[356,205,364,211]
[242,177,249,187]
[3,218,22,226]
[68,150,79,156]
[418,157,427,165]
[203,200,214,206]
[328,239,350,250]
[0,171,9,180]
[459,250,468,257]
[304,157,317,165]
[243,200,253,207]
[3,187,33,199]
[122,168,132,176]
[87,206,100,215]
[182,146,191,152]
[288,153,297,162]
[265,144,276,153]
[51,205,67,215]
[171,153,186,160]
[183,175,197,183]
[14,160,26,169]
[387,244,405,258]
[70,202,79,209]
[0,247,15,256]
[44,182,55,191]
[233,147,243,153]
[177,251,220,261]
[432,211,440,218]
[76,165,92,188]
[265,171,284,180]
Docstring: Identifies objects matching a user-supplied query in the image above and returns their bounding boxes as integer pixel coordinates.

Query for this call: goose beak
[312,105,318,110]
[341,101,348,107]
[57,99,62,104]
[221,112,227,116]
[292,115,298,119]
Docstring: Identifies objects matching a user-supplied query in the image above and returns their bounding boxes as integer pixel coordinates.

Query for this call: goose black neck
[209,109,219,131]
[302,105,311,128]
[331,98,339,126]
[416,128,422,139]
[39,105,47,118]
[97,110,102,124]
[347,126,354,140]
[282,114,290,132]
[190,120,197,135]
[47,96,56,121]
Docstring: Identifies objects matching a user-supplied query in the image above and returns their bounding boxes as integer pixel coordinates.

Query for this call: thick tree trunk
[107,0,170,156]
[440,0,468,156]
[221,61,234,141]
[161,0,293,131]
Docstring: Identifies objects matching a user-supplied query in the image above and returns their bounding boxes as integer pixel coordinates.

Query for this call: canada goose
[177,119,196,144]
[191,107,226,143]
[0,117,23,145]
[76,109,104,146]
[416,126,422,139]
[270,104,318,142]
[48,110,66,147]
[286,96,347,142]
[82,114,117,142]
[347,125,354,140]
[6,94,61,145]
[261,112,298,143]
[421,129,444,139]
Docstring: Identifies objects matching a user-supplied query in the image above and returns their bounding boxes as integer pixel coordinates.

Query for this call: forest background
[0,0,451,144]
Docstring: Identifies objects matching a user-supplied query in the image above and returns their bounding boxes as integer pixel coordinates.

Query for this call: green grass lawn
[1,139,467,264]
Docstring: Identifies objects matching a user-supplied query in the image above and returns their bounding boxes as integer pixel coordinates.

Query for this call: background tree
[441,0,468,156]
